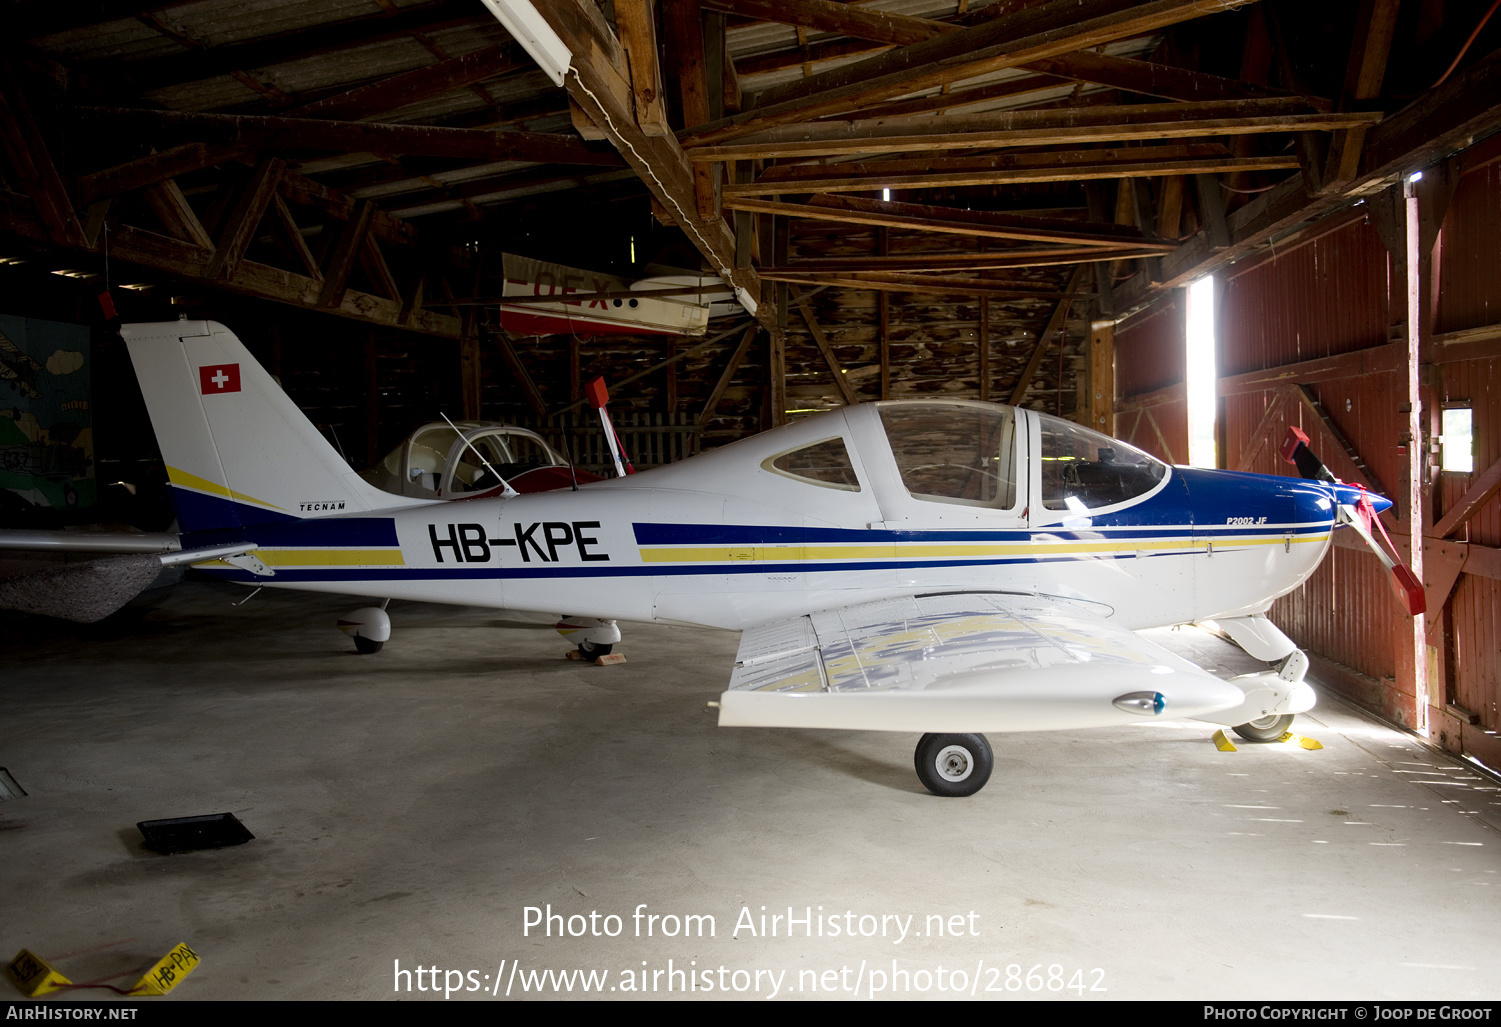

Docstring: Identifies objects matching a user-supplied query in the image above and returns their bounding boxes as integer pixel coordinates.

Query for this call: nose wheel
[1232,713,1295,742]
[914,733,993,797]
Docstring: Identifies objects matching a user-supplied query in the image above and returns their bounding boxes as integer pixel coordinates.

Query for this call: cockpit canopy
[869,402,1166,513]
[750,400,1168,517]
[362,422,588,499]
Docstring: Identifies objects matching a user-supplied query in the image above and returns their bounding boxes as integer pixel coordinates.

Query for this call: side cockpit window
[1038,414,1165,511]
[762,437,861,491]
[879,403,1018,509]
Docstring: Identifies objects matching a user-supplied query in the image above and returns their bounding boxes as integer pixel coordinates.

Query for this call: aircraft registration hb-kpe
[6,320,1425,797]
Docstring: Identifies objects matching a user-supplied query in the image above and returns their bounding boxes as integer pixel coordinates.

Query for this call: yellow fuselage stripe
[637,534,1329,564]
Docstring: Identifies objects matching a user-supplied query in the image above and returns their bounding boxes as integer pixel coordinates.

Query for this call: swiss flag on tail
[199,363,241,395]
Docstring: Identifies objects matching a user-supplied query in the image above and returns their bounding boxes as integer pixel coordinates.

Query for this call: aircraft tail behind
[122,320,399,535]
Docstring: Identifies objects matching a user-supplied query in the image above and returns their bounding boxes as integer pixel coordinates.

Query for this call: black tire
[354,636,384,655]
[913,733,993,797]
[577,639,613,659]
[1232,713,1294,743]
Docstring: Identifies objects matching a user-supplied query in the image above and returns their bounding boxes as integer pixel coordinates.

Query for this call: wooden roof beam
[759,270,1070,299]
[723,194,1169,247]
[688,104,1380,161]
[78,142,244,206]
[789,286,859,406]
[518,0,772,330]
[615,0,671,137]
[776,247,1171,272]
[699,323,760,426]
[0,197,462,338]
[729,147,1301,195]
[1019,51,1331,109]
[1144,46,1501,295]
[1323,0,1401,190]
[841,73,1067,121]
[701,0,953,47]
[70,107,623,167]
[0,59,84,248]
[733,37,889,78]
[681,0,1261,147]
[318,199,377,309]
[206,157,285,281]
[1008,265,1087,404]
[662,0,721,222]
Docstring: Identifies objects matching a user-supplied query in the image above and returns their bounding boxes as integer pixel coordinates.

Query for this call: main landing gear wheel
[1232,713,1295,743]
[354,636,384,655]
[577,639,613,659]
[914,733,993,797]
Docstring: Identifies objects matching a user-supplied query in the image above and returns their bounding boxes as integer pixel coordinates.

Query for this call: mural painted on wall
[0,315,93,511]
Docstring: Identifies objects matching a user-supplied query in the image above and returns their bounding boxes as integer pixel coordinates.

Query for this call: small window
[1442,405,1473,474]
[879,403,1018,509]
[762,437,861,491]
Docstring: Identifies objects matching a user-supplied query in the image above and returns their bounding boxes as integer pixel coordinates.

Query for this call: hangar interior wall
[1116,154,1501,772]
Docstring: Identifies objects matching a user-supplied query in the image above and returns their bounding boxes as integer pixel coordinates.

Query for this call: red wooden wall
[1116,165,1501,767]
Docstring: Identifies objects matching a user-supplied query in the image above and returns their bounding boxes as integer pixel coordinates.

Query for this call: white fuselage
[224,404,1338,632]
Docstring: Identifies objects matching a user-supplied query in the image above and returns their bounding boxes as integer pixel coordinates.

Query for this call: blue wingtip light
[1113,691,1167,716]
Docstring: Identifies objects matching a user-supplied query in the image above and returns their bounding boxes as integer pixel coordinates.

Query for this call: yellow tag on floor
[1293,734,1323,750]
[6,949,72,997]
[1212,729,1238,752]
[131,943,200,995]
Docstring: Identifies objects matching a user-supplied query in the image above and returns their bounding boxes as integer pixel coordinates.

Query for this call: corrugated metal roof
[30,0,402,63]
[144,75,261,111]
[259,36,436,94]
[376,91,495,125]
[156,0,396,50]
[31,18,186,63]
[423,20,513,56]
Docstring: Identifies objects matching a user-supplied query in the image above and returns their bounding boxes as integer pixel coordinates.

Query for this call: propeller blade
[1337,496,1427,617]
[1283,428,1424,617]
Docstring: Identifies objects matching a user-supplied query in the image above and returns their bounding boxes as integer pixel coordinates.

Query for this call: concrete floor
[2,580,1500,1002]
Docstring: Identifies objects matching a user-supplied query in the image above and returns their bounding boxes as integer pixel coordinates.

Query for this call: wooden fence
[525,409,704,474]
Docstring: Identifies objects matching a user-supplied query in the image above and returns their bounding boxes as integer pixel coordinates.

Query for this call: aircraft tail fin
[121,320,397,535]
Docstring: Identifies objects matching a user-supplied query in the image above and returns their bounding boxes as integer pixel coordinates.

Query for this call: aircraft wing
[718,593,1244,733]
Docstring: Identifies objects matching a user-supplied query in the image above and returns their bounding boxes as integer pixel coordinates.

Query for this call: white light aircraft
[13,320,1423,796]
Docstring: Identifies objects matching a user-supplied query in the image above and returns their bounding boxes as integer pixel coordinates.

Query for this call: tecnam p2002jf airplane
[107,320,1417,796]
